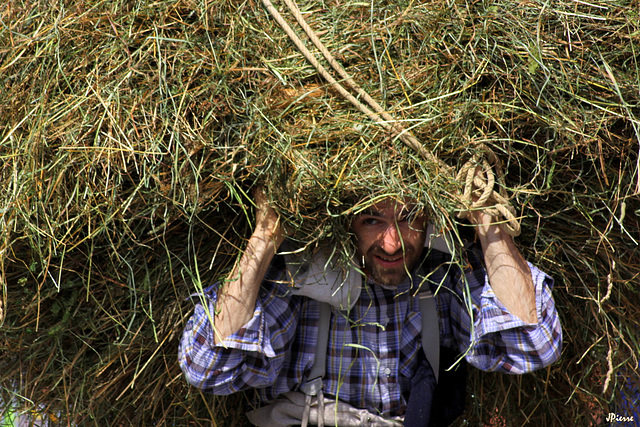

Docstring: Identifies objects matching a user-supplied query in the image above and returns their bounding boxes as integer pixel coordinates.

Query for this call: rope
[456,153,521,236]
[259,0,440,166]
[259,0,521,236]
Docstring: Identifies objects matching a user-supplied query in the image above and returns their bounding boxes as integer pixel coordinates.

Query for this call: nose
[380,224,403,254]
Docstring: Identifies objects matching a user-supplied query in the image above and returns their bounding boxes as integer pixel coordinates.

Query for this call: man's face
[351,199,428,289]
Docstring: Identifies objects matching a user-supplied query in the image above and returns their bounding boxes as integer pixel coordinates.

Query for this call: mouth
[373,253,405,268]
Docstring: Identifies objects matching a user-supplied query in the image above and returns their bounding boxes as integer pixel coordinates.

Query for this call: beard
[362,245,421,289]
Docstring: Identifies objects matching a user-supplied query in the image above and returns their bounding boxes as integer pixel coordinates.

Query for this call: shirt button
[384,367,391,376]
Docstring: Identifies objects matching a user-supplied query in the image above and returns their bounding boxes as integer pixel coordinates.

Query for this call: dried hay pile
[1,0,639,425]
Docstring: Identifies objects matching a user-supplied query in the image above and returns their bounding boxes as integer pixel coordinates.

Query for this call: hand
[253,187,286,248]
[464,165,499,239]
[461,162,521,237]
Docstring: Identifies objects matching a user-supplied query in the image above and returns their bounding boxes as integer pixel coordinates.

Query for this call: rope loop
[456,152,521,236]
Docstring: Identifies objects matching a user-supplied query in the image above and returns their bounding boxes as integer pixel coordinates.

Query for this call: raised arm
[467,210,537,324]
[213,189,285,343]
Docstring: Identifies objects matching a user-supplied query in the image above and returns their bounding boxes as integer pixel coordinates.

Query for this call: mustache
[367,246,413,259]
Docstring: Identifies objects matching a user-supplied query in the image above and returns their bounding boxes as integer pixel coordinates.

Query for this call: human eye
[361,216,380,226]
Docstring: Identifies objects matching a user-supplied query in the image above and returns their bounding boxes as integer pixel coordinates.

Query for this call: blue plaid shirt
[179,246,562,418]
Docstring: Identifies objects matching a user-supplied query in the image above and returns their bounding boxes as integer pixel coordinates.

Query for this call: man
[179,189,562,426]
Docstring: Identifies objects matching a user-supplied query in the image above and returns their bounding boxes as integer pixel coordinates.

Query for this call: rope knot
[456,152,521,236]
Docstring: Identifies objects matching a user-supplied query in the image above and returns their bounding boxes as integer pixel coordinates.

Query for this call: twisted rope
[260,0,521,236]
[456,153,521,236]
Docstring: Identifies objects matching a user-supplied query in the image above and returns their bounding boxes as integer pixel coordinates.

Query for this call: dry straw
[1,0,639,425]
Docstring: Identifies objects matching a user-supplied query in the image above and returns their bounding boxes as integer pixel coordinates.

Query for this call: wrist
[476,222,508,248]
[250,225,284,254]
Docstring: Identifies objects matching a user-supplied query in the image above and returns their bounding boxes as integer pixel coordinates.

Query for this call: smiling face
[351,199,428,289]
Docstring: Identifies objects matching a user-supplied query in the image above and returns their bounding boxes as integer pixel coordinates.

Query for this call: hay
[1,0,638,425]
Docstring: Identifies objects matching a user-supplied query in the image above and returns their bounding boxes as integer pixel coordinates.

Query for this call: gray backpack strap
[300,301,332,427]
[307,302,332,381]
[418,288,440,382]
